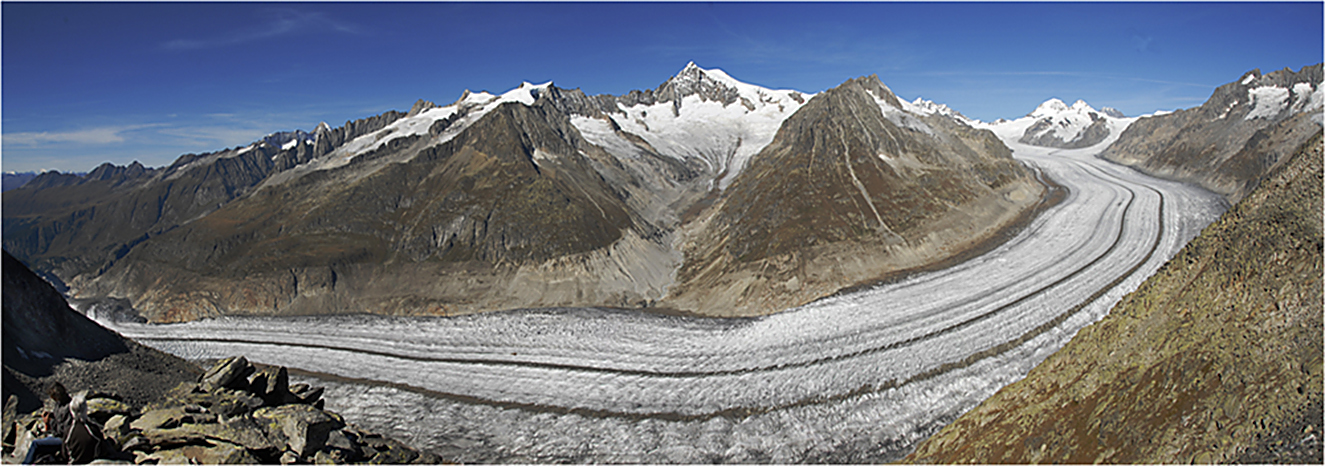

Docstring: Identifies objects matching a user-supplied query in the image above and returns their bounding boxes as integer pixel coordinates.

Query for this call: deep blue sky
[3,2,1322,173]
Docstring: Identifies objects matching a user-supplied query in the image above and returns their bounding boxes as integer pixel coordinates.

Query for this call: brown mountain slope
[905,131,1323,464]
[1102,64,1321,203]
[83,100,662,322]
[662,76,1044,316]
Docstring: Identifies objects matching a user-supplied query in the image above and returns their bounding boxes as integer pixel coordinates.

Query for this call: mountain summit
[1012,98,1129,149]
[664,75,1044,315]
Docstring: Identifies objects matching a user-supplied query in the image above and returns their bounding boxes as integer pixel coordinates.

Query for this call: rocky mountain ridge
[1102,63,1323,202]
[2,109,407,288]
[4,64,1044,321]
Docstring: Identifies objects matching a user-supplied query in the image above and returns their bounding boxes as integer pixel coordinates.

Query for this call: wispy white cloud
[3,124,163,146]
[162,9,361,51]
[153,125,269,150]
[906,70,1214,89]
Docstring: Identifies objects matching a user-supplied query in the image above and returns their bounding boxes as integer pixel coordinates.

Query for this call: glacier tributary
[104,142,1226,463]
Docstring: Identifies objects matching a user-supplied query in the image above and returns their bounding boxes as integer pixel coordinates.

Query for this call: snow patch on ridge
[1290,81,1325,114]
[868,89,936,135]
[312,82,555,172]
[1244,86,1291,120]
[901,97,973,125]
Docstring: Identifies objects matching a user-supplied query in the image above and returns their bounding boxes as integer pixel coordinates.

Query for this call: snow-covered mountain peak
[1028,98,1107,119]
[901,97,975,124]
[574,64,817,190]
[324,82,556,167]
[987,97,1135,150]
[1030,98,1070,117]
[499,81,553,106]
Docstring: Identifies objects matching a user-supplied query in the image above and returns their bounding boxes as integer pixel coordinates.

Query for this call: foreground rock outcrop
[5,357,442,464]
[2,250,199,415]
[2,250,440,464]
[906,132,1323,464]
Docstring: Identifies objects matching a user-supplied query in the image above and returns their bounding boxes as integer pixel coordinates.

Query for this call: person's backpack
[62,418,108,464]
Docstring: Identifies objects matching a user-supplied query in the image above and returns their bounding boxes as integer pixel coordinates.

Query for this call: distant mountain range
[2,171,81,192]
[3,63,1043,321]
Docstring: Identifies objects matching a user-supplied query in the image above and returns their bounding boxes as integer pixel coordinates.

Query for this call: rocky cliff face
[662,76,1044,316]
[5,65,1042,321]
[4,355,443,464]
[1101,63,1323,202]
[906,132,1323,464]
[2,250,198,414]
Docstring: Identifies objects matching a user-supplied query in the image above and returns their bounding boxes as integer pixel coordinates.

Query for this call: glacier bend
[102,139,1226,462]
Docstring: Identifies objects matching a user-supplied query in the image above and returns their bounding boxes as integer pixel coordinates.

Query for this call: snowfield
[103,124,1226,462]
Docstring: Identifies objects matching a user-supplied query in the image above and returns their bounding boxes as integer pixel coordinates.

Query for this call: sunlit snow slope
[104,123,1226,462]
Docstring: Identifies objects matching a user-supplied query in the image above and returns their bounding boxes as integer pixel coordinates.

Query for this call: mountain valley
[4,61,1322,463]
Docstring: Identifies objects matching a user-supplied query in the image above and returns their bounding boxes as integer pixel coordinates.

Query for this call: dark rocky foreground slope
[905,131,1323,464]
[1102,63,1322,202]
[2,250,198,414]
[1,251,440,464]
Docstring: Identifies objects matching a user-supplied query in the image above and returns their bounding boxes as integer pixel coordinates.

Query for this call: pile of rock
[6,356,442,464]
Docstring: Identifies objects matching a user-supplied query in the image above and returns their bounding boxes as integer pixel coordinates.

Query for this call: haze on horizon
[3,2,1321,174]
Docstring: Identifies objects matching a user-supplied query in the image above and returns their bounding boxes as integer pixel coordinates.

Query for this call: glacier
[100,127,1226,462]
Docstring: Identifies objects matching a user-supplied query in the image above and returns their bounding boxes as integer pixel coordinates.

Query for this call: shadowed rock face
[1,250,199,414]
[663,76,1043,316]
[906,132,1323,464]
[2,251,127,377]
[1102,63,1322,203]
